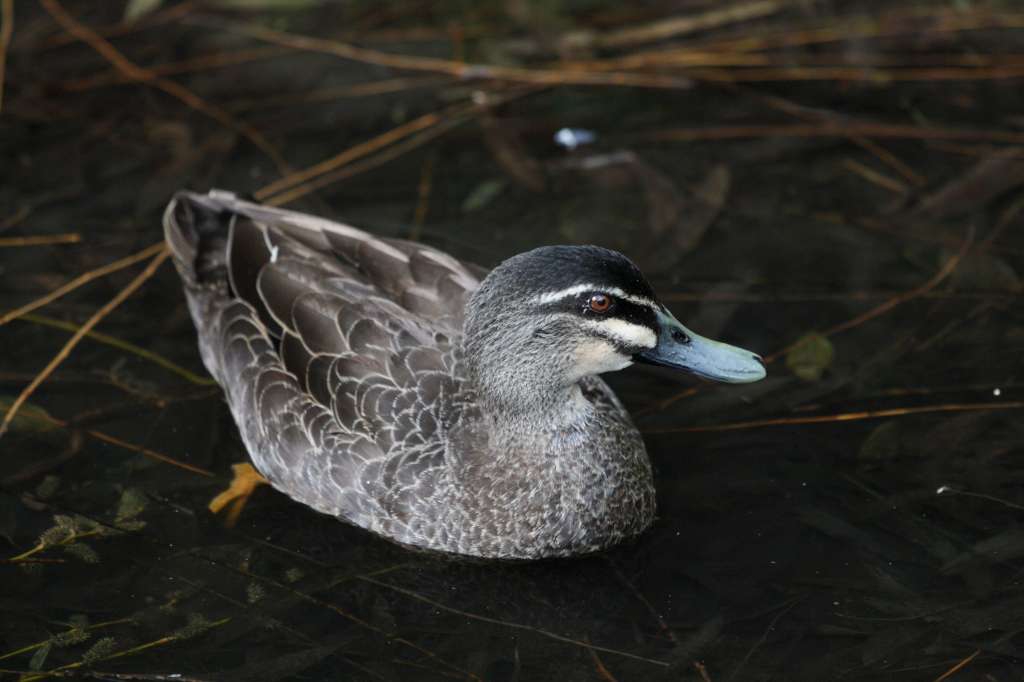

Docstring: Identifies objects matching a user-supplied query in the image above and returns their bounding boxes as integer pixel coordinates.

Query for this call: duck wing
[164,190,481,537]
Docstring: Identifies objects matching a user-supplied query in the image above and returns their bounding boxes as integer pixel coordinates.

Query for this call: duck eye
[588,294,612,313]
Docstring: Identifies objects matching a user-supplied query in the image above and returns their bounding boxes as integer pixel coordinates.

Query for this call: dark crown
[493,245,657,301]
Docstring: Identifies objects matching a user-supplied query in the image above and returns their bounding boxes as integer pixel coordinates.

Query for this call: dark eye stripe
[536,293,657,329]
[603,298,658,333]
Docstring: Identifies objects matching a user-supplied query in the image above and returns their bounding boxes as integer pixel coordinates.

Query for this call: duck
[164,189,765,560]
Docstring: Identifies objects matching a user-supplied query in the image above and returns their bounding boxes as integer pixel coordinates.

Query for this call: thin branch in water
[595,0,784,49]
[0,614,134,659]
[19,618,231,682]
[262,87,538,206]
[192,16,694,91]
[584,638,621,682]
[1,426,83,487]
[255,101,473,202]
[979,193,1024,253]
[0,204,30,231]
[224,568,483,681]
[0,0,12,113]
[6,527,104,564]
[936,486,1024,513]
[411,151,436,236]
[0,247,171,437]
[360,576,670,668]
[61,45,287,91]
[652,224,973,413]
[914,299,995,352]
[726,600,800,682]
[719,84,926,186]
[17,312,215,385]
[643,400,1024,434]
[38,0,291,175]
[40,0,196,49]
[225,75,447,112]
[694,8,1024,54]
[853,135,926,186]
[649,123,1024,145]
[932,650,980,682]
[265,107,473,207]
[0,233,81,247]
[84,415,214,478]
[43,673,213,681]
[604,556,679,645]
[690,64,1024,82]
[0,241,164,327]
[621,50,1024,70]
[765,223,974,362]
[393,658,467,681]
[842,158,908,194]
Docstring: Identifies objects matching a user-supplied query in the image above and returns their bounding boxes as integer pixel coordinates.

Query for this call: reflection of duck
[164,190,765,559]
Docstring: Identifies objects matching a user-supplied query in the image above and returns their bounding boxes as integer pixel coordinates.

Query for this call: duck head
[462,245,765,419]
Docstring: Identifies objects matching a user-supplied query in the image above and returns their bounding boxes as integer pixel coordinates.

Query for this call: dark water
[2,2,1023,680]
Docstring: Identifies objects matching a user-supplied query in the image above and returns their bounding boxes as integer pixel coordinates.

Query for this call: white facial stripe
[573,338,634,377]
[530,283,593,305]
[583,318,657,349]
[531,283,658,309]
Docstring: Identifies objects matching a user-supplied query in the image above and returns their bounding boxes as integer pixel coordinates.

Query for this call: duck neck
[499,382,595,439]
[463,350,596,439]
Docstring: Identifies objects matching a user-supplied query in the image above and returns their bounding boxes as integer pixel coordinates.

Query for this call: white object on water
[554,127,597,150]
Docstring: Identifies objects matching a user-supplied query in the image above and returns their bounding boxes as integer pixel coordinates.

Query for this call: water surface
[2,2,1023,680]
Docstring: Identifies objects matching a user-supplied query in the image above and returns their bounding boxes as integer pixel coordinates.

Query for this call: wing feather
[165,190,480,541]
[227,217,281,337]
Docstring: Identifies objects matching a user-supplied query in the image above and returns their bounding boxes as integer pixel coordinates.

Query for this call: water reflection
[2,1,1023,680]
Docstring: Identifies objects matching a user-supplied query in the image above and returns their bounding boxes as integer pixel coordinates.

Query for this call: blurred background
[1,1,1023,680]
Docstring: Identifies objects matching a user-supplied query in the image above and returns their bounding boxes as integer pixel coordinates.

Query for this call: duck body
[165,190,763,559]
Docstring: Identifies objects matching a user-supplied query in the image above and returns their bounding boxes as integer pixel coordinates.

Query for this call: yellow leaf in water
[785,333,834,381]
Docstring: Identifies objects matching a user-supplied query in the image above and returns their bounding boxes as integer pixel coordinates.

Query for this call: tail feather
[163,191,233,287]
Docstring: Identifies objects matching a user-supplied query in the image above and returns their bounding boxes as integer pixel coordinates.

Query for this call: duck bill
[635,311,766,384]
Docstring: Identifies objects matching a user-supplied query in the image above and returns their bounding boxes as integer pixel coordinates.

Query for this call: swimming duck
[164,189,765,560]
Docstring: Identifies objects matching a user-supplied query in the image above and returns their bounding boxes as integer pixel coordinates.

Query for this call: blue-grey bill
[635,311,766,384]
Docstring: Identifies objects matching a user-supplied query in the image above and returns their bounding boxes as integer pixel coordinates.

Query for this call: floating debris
[554,127,597,150]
